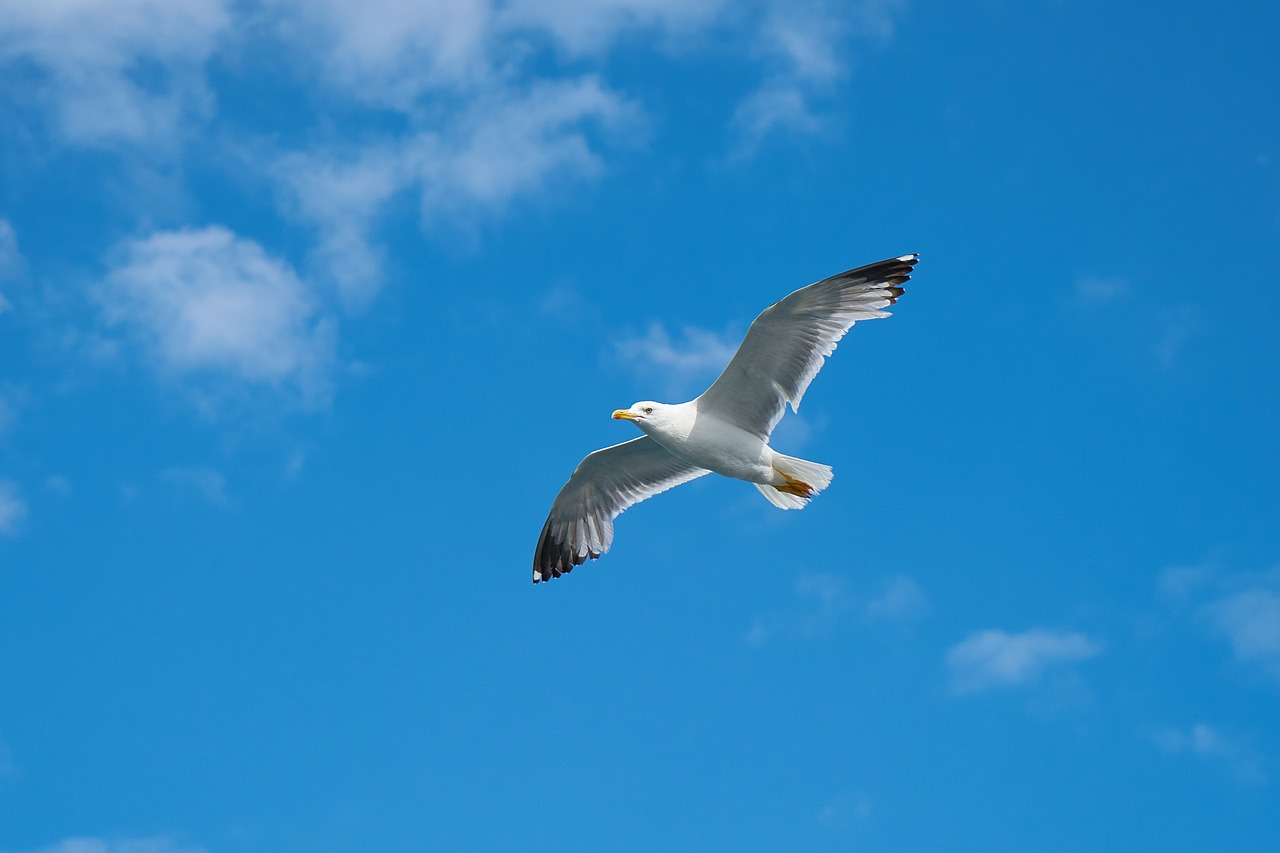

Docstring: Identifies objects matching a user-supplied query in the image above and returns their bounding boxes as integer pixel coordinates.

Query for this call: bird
[533,253,917,583]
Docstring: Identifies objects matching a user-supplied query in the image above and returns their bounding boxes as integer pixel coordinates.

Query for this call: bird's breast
[648,414,772,483]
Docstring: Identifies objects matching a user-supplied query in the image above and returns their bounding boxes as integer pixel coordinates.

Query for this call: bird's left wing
[534,436,709,583]
[696,254,917,439]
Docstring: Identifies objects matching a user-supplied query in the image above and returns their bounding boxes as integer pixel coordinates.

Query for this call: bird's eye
[644,407,654,414]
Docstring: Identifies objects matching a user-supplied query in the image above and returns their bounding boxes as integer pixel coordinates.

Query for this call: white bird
[533,253,918,583]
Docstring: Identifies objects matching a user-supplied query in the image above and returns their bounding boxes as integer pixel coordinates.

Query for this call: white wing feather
[695,254,916,438]
[533,436,709,583]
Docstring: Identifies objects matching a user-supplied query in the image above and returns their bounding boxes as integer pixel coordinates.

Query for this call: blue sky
[2,0,1279,850]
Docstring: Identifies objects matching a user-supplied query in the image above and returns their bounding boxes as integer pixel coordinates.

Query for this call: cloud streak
[1159,563,1280,684]
[0,479,26,536]
[946,628,1102,695]
[614,321,739,398]
[1152,723,1265,784]
[1203,583,1280,681]
[747,572,925,645]
[22,837,206,853]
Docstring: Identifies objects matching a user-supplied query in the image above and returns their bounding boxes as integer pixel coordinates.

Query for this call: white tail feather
[755,482,808,509]
[756,453,834,510]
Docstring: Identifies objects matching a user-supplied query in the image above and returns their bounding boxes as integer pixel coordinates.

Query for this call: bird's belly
[652,418,774,484]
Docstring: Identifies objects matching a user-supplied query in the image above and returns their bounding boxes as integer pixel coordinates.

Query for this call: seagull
[533,253,918,583]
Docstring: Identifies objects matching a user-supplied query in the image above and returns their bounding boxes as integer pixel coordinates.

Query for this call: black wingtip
[532,519,596,584]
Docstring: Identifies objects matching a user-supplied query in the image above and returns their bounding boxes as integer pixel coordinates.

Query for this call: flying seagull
[533,253,918,583]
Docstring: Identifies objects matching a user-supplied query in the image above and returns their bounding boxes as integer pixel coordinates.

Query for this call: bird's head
[612,401,666,431]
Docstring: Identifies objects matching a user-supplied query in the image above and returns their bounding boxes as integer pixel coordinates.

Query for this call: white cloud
[0,0,230,148]
[614,321,739,397]
[1159,563,1280,683]
[272,143,406,306]
[502,0,724,55]
[0,479,27,536]
[0,218,21,277]
[1154,305,1201,367]
[97,226,335,408]
[730,0,904,156]
[1153,723,1265,784]
[818,788,872,826]
[1074,275,1129,304]
[413,77,638,215]
[273,76,637,302]
[262,0,496,108]
[946,628,1103,695]
[0,219,20,316]
[1203,584,1280,681]
[1157,562,1214,601]
[731,85,825,155]
[864,574,926,619]
[265,0,720,103]
[22,837,206,853]
[747,572,925,645]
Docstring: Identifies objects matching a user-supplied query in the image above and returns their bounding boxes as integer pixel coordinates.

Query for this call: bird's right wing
[533,436,710,583]
[696,254,917,439]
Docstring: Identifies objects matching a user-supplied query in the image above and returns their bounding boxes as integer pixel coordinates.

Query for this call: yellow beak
[612,409,637,420]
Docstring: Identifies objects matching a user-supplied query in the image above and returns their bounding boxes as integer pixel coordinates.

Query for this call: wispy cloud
[1074,275,1129,305]
[747,572,925,645]
[0,218,20,316]
[0,479,26,536]
[1158,563,1280,683]
[945,628,1103,695]
[1203,581,1280,681]
[730,0,905,157]
[96,226,335,410]
[501,0,725,55]
[271,77,638,303]
[0,0,230,150]
[864,574,927,619]
[22,837,206,853]
[1154,305,1201,367]
[0,218,21,278]
[818,788,873,826]
[732,5,843,153]
[1151,723,1265,784]
[614,321,739,398]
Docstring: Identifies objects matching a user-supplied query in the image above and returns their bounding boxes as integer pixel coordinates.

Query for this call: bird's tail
[755,453,834,510]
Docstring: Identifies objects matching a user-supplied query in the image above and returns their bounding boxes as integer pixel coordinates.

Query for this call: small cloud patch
[0,479,27,536]
[1074,275,1129,305]
[22,837,207,853]
[747,572,926,645]
[1158,563,1280,684]
[946,628,1102,695]
[614,321,738,398]
[1152,723,1265,784]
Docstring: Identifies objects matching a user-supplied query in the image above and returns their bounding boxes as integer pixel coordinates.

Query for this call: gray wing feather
[695,254,917,439]
[533,436,709,583]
